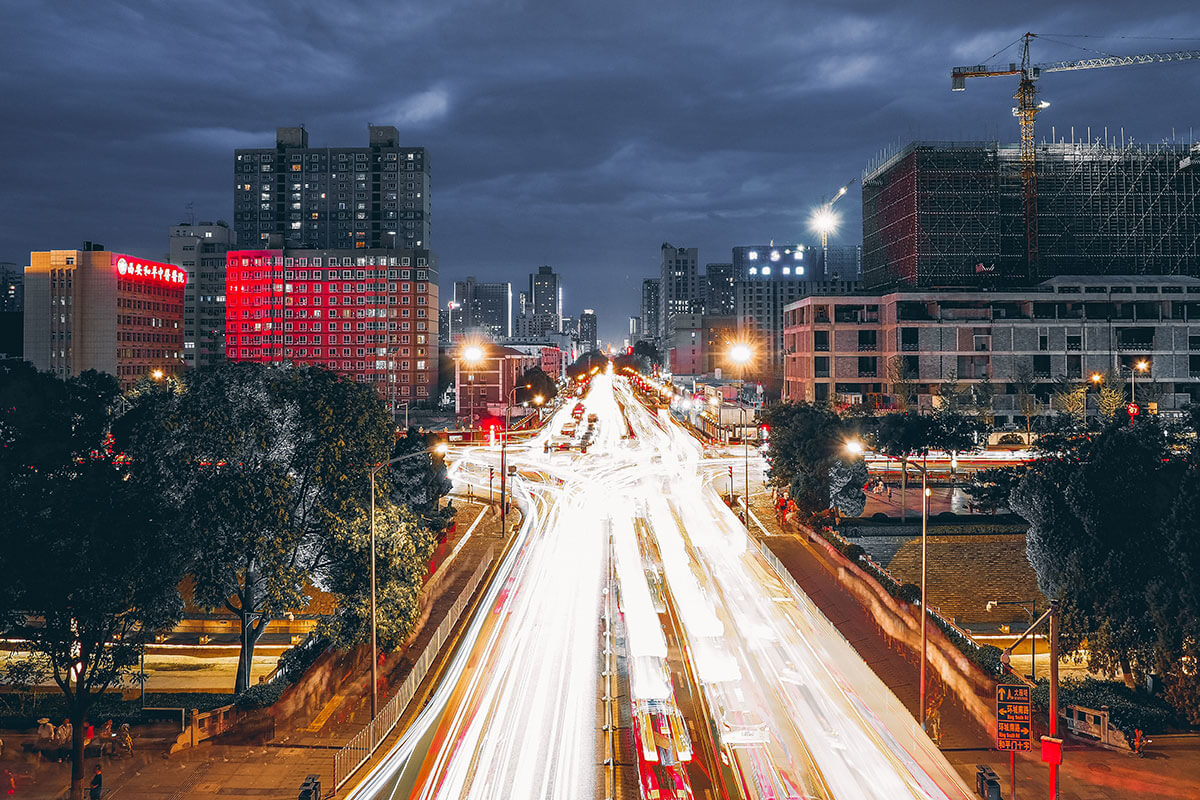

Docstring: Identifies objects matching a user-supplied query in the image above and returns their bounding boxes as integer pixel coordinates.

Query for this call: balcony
[1117,341,1154,351]
[901,343,920,352]
[815,369,830,378]
[857,344,878,352]
[814,343,830,352]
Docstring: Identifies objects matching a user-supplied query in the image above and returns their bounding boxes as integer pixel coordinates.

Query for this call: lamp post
[847,438,932,732]
[461,344,485,436]
[501,383,538,539]
[739,405,751,526]
[1000,601,1061,799]
[366,442,448,719]
[1129,359,1149,405]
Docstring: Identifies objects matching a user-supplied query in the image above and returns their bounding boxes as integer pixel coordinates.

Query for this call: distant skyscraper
[514,265,562,337]
[659,243,700,342]
[0,262,22,312]
[641,278,660,344]
[453,276,512,339]
[579,309,598,353]
[732,244,858,378]
[168,221,235,369]
[704,262,735,315]
[628,316,640,339]
[234,126,430,252]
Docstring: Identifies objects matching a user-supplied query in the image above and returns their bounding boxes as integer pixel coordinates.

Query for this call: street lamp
[986,599,1040,679]
[366,441,449,719]
[461,344,485,434]
[501,383,538,539]
[1130,359,1149,405]
[846,438,933,732]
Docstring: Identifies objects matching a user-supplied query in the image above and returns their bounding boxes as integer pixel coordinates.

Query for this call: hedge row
[233,635,329,710]
[1031,677,1179,739]
[811,524,1007,679]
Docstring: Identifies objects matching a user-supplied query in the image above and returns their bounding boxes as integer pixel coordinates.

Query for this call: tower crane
[952,32,1200,274]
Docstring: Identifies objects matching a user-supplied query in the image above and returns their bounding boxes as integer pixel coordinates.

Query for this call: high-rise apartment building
[224,247,438,411]
[234,126,430,252]
[732,244,858,378]
[169,221,235,369]
[578,309,598,353]
[452,277,512,339]
[1,262,22,312]
[862,140,1200,290]
[24,246,186,385]
[704,262,735,315]
[641,278,660,344]
[659,243,700,342]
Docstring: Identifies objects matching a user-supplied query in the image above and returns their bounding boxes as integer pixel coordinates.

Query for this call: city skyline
[2,1,1198,342]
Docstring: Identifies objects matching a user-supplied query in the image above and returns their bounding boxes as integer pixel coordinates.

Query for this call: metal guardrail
[333,545,495,792]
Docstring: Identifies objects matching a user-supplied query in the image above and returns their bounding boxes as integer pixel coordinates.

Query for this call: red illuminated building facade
[224,247,438,411]
[23,246,186,386]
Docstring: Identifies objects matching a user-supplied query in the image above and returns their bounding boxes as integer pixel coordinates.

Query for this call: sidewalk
[746,492,1200,799]
[0,498,508,799]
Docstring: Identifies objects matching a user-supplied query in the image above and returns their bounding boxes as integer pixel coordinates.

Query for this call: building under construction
[862,140,1200,290]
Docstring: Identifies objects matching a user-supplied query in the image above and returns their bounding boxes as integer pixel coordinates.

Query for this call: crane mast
[951,33,1200,280]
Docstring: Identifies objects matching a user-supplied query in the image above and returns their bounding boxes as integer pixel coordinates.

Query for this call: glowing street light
[150,368,164,381]
[728,343,753,365]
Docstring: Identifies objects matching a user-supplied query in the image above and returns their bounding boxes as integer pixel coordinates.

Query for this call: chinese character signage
[996,684,1032,751]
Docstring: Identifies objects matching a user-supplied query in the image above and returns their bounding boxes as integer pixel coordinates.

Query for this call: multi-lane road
[345,370,976,799]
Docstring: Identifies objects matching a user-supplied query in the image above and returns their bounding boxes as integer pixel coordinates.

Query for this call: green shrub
[1031,677,1178,739]
[234,681,287,710]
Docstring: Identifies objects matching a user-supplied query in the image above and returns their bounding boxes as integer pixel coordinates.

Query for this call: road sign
[996,684,1032,751]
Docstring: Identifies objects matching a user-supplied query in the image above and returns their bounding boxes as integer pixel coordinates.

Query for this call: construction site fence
[333,545,495,792]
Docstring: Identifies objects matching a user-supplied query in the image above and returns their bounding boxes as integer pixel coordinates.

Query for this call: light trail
[346,372,976,800]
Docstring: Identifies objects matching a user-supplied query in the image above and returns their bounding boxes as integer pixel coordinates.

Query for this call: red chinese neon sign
[113,254,186,286]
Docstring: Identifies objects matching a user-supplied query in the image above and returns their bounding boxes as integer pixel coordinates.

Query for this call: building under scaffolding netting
[862,140,1200,290]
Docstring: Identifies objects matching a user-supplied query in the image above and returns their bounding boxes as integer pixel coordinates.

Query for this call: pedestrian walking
[4,767,14,795]
[89,764,103,799]
[887,486,893,501]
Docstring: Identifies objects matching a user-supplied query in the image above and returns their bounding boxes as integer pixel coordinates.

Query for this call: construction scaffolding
[863,140,1200,289]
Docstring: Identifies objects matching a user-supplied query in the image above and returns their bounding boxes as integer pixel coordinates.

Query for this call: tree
[1096,371,1128,421]
[633,340,662,368]
[516,367,557,406]
[972,374,996,427]
[1011,421,1181,687]
[1052,375,1086,423]
[761,402,861,519]
[1012,361,1040,438]
[828,458,869,519]
[873,412,936,522]
[1,372,186,800]
[566,351,609,380]
[886,355,915,412]
[128,363,395,692]
[387,429,455,537]
[964,466,1023,514]
[937,369,964,412]
[320,501,439,649]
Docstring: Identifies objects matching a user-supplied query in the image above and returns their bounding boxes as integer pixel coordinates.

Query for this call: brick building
[783,275,1200,419]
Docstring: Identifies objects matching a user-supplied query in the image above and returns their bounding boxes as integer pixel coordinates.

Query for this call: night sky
[3,1,1198,343]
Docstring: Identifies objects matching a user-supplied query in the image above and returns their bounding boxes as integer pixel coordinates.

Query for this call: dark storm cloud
[3,0,1198,342]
